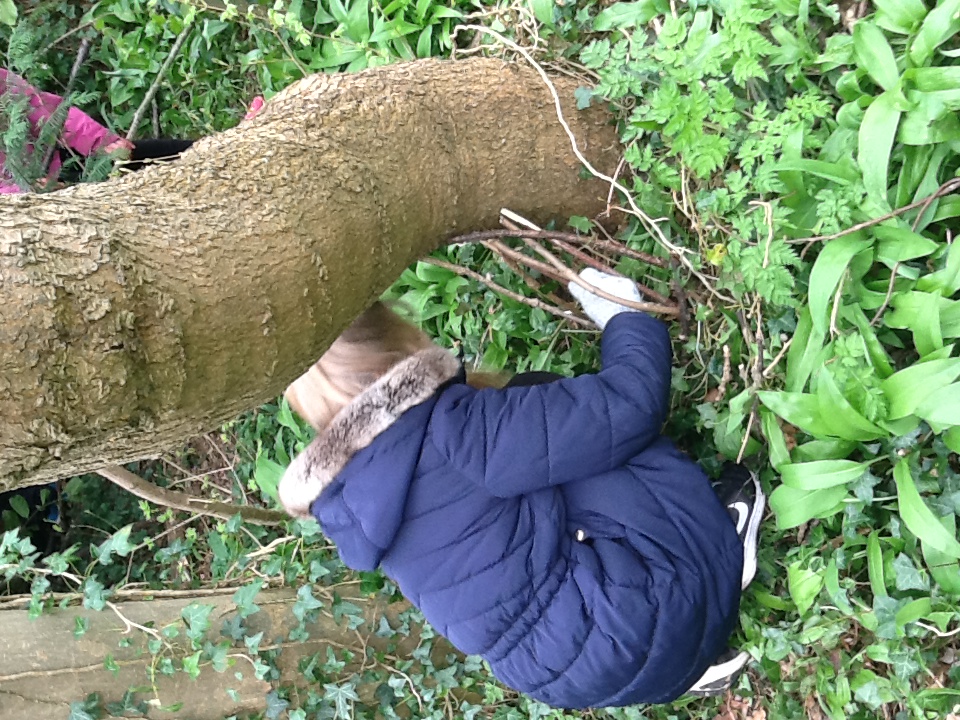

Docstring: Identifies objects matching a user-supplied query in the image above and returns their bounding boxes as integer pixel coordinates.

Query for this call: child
[1,67,263,192]
[278,270,764,707]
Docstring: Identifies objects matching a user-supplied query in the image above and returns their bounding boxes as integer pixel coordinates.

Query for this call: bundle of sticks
[433,208,691,338]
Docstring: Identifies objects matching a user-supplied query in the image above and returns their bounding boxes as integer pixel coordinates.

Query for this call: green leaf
[181,603,214,644]
[917,239,960,296]
[83,578,108,611]
[915,381,960,430]
[788,562,824,615]
[945,425,960,453]
[910,66,960,92]
[867,531,888,597]
[769,483,849,529]
[825,556,855,614]
[593,0,666,31]
[895,597,932,629]
[529,0,555,25]
[816,367,886,440]
[756,391,834,437]
[253,454,284,503]
[773,158,859,184]
[761,409,791,471]
[93,525,135,567]
[880,358,960,419]
[853,22,901,91]
[892,553,930,591]
[898,91,960,145]
[792,438,858,462]
[858,91,902,208]
[809,235,873,335]
[910,0,960,65]
[233,580,264,619]
[873,0,928,34]
[786,307,828,392]
[875,225,939,264]
[850,305,894,378]
[781,459,869,490]
[9,494,29,519]
[922,514,960,595]
[0,0,16,26]
[894,459,960,558]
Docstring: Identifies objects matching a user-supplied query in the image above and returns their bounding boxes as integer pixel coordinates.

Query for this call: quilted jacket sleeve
[433,312,672,497]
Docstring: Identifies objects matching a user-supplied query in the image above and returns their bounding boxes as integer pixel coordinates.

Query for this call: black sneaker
[713,464,765,590]
[686,648,749,697]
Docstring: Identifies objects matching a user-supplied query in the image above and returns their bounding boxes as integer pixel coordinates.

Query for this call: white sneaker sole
[741,473,765,590]
[687,650,750,696]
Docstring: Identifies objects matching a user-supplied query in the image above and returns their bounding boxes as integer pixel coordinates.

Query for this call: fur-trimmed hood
[278,346,461,519]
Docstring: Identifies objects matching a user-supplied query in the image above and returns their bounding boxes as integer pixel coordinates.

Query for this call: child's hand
[569,268,644,329]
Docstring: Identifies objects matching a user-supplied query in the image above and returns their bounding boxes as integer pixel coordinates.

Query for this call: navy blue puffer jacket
[281,313,743,708]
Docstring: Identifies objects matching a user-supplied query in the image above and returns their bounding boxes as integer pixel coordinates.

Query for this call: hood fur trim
[278,346,461,518]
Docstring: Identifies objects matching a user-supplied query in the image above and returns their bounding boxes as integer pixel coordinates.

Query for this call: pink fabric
[0,68,123,193]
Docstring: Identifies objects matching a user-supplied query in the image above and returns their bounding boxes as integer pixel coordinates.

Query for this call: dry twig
[422,257,592,326]
[97,464,287,526]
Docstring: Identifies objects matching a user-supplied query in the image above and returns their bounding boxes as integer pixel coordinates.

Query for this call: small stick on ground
[98,464,287,526]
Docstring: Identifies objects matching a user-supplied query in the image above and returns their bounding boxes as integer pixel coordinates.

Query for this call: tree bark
[0,58,619,490]
[0,588,454,719]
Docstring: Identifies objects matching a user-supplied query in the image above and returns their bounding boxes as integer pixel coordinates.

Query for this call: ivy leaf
[67,695,103,720]
[82,578,108,611]
[324,682,360,717]
[574,86,593,110]
[892,553,930,591]
[232,580,263,619]
[92,525,135,566]
[265,691,289,720]
[293,585,323,622]
[181,603,214,644]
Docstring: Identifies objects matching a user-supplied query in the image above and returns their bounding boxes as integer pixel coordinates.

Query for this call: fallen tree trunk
[0,58,619,490]
[0,587,451,719]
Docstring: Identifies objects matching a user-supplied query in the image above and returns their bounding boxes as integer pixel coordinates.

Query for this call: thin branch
[423,257,592,326]
[546,235,674,305]
[870,262,900,327]
[762,336,794,378]
[40,38,92,179]
[482,239,577,310]
[97,464,287,526]
[790,178,960,246]
[447,228,669,268]
[519,235,679,316]
[500,211,680,316]
[126,24,193,141]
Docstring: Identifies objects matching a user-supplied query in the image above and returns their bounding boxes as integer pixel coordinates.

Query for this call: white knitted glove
[569,268,644,329]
